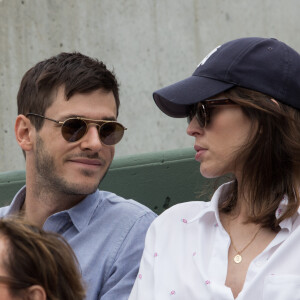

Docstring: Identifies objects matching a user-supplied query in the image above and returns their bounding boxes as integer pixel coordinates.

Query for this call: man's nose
[79,125,103,151]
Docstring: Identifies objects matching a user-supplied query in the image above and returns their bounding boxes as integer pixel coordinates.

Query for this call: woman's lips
[194,145,207,161]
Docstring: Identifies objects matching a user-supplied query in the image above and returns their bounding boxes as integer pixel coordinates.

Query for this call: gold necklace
[228,226,261,264]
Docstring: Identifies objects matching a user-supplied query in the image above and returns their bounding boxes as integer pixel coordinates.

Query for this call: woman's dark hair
[219,87,300,231]
[0,217,85,300]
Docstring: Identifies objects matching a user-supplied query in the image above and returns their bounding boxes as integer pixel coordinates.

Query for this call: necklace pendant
[234,254,242,264]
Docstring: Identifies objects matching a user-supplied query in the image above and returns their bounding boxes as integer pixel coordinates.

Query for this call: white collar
[187,182,298,232]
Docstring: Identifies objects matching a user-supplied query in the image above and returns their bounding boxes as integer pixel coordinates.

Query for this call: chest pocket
[263,274,300,300]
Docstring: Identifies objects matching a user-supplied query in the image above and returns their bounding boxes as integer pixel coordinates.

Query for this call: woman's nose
[186,116,203,137]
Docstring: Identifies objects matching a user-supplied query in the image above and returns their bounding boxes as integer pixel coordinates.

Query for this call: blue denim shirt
[0,186,156,300]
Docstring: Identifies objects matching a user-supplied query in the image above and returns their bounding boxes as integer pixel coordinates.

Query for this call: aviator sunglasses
[26,113,127,145]
[187,98,236,128]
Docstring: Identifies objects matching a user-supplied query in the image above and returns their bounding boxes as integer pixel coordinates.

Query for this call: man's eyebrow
[60,114,117,121]
[100,117,117,121]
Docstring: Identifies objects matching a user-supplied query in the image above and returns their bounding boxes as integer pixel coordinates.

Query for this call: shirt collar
[67,189,102,232]
[276,195,299,232]
[6,186,102,232]
[187,182,297,232]
[6,185,26,215]
[188,182,231,224]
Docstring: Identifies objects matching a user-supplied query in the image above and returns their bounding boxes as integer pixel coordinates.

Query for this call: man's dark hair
[17,52,120,130]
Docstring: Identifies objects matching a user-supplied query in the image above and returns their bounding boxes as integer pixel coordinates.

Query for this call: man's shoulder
[83,190,156,254]
[97,190,157,220]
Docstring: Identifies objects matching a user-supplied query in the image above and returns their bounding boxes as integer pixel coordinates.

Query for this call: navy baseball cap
[153,37,300,117]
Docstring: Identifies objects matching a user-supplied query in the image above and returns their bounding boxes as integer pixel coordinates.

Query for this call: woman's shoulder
[166,200,209,214]
[144,201,213,248]
[147,182,234,233]
[151,201,210,227]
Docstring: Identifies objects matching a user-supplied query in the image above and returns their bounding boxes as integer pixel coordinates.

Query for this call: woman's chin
[199,165,224,179]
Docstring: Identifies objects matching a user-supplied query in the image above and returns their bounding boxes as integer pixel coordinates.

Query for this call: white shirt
[129,183,300,300]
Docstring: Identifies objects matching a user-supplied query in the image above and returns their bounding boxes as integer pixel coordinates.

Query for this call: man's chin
[62,182,100,196]
[62,163,111,195]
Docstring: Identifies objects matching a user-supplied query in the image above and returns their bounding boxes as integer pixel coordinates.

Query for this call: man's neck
[23,185,85,228]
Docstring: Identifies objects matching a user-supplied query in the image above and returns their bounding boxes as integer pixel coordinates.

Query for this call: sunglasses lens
[187,113,193,124]
[61,119,87,142]
[100,122,124,145]
[187,104,206,127]
[197,105,206,127]
[187,105,196,124]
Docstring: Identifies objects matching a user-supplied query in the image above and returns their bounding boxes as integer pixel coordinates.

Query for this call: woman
[0,217,85,300]
[129,37,300,299]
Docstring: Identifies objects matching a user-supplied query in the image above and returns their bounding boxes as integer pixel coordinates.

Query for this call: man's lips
[68,158,104,166]
[194,145,207,161]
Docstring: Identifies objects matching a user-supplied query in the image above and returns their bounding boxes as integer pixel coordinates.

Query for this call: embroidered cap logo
[197,45,221,66]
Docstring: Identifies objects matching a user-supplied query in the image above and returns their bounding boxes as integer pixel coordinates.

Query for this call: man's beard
[35,135,109,196]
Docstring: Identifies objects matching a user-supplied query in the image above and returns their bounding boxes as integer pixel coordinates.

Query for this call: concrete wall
[1,0,300,172]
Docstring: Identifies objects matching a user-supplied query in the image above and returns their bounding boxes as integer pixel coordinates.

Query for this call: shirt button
[255,260,264,267]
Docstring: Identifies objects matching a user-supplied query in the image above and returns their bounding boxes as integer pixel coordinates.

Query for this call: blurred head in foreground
[0,217,85,300]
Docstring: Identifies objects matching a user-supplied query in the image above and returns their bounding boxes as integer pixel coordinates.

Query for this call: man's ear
[25,285,47,300]
[15,115,36,152]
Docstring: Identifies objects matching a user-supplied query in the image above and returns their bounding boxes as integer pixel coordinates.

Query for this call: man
[0,52,156,299]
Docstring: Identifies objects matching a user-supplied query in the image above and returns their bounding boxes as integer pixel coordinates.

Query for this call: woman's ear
[25,285,47,300]
[15,115,35,152]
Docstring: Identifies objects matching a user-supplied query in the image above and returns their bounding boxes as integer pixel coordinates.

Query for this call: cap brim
[153,75,235,117]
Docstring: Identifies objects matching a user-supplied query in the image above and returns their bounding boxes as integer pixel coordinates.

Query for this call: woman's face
[187,95,255,180]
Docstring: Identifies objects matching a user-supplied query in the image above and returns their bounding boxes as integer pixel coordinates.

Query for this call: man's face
[32,87,117,196]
